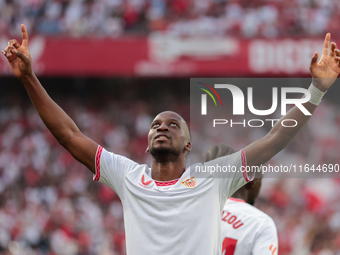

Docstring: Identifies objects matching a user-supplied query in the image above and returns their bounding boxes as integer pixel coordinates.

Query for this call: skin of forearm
[20,73,80,145]
[266,102,317,150]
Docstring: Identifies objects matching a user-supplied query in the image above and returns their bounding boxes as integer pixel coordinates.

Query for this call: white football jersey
[221,198,278,255]
[93,146,253,255]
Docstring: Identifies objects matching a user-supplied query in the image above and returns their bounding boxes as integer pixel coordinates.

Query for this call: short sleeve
[204,148,254,199]
[252,219,278,255]
[93,145,139,198]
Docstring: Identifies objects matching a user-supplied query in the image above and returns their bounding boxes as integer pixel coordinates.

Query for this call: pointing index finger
[323,33,331,55]
[21,24,28,47]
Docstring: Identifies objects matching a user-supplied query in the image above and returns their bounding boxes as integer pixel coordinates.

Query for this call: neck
[151,157,186,181]
[231,190,248,203]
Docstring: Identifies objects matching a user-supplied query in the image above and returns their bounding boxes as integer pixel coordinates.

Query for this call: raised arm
[246,33,340,167]
[2,24,98,174]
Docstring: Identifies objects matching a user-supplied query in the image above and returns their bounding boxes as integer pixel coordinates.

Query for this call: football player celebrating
[2,25,339,254]
[204,145,278,255]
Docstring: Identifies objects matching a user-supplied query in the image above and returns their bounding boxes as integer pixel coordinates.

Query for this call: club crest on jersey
[138,175,153,189]
[181,177,197,188]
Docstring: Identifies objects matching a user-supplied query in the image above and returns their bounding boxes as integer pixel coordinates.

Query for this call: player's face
[147,111,190,155]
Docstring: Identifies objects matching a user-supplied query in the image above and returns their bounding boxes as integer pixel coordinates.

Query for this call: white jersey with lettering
[221,198,278,255]
[93,146,253,255]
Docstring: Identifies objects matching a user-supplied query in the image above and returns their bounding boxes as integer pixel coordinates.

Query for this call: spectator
[2,0,340,37]
[0,81,339,254]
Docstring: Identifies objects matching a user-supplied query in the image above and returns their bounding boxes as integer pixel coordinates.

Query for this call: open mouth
[154,134,170,141]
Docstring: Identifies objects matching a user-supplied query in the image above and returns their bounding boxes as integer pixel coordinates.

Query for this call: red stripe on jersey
[94,146,103,181]
[241,148,250,182]
[229,197,246,203]
[155,179,179,186]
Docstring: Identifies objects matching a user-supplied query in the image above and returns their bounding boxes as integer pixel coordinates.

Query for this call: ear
[184,141,191,152]
[145,146,149,153]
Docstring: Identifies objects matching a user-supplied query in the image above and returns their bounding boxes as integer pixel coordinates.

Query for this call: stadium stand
[0,79,339,254]
[1,0,340,254]
[1,0,340,38]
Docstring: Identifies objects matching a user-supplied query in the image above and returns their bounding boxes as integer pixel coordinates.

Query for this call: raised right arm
[2,24,98,174]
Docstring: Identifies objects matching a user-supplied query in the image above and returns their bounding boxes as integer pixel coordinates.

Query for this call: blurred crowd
[0,79,340,255]
[1,0,340,38]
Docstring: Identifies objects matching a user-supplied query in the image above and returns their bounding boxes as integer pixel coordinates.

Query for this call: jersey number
[222,237,237,255]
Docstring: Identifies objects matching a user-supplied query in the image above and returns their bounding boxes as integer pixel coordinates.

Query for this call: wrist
[19,72,36,83]
[311,78,327,92]
[308,82,326,105]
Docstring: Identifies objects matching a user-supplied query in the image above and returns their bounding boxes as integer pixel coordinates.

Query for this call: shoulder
[248,204,276,232]
[100,147,140,166]
[225,200,276,228]
[97,147,145,178]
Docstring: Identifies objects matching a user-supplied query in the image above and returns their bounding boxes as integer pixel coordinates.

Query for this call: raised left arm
[246,33,340,167]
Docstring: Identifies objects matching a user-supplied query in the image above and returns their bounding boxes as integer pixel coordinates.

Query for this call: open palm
[310,33,340,91]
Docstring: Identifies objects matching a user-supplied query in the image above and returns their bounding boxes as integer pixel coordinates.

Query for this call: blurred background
[0,0,340,254]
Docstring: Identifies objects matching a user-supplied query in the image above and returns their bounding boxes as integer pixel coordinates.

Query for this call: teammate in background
[2,25,340,254]
[204,145,278,255]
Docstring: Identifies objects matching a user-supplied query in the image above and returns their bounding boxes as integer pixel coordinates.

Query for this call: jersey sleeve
[204,148,255,199]
[252,218,278,255]
[93,145,138,198]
